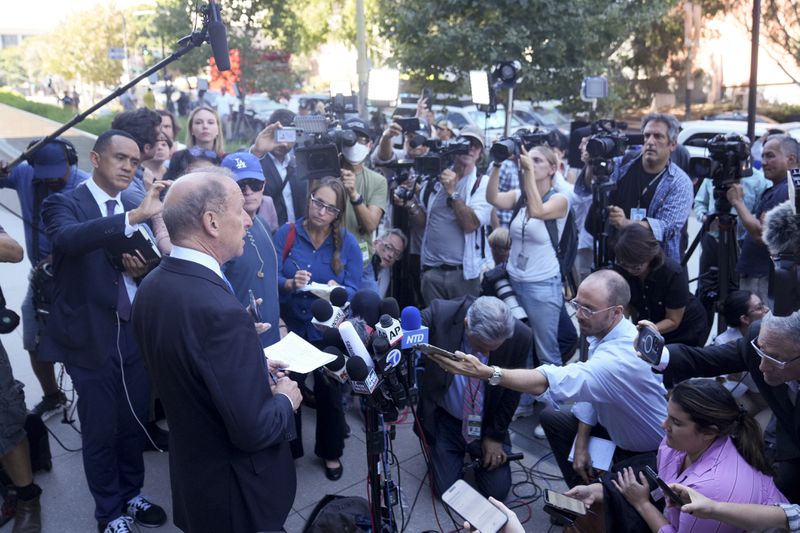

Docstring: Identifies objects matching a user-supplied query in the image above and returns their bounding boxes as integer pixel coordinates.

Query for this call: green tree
[41,5,126,86]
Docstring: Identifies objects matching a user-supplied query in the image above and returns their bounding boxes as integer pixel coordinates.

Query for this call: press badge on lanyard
[465,415,482,438]
[630,208,647,221]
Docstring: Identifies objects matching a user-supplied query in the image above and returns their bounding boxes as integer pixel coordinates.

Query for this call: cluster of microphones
[309,287,430,421]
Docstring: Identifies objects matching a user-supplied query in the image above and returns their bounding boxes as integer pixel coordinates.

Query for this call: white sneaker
[104,516,137,533]
[533,424,546,439]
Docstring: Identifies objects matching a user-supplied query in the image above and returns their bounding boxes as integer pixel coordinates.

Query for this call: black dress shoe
[145,422,169,451]
[324,461,343,481]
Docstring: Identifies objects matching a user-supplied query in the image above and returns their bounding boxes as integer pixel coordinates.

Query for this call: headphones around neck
[23,137,79,167]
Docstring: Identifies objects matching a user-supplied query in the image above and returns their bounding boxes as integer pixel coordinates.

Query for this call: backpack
[512,189,578,293]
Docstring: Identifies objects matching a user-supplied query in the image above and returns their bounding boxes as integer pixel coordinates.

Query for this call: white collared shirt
[169,245,226,282]
[83,178,138,302]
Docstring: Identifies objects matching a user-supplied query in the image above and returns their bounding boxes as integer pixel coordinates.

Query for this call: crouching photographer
[0,228,43,533]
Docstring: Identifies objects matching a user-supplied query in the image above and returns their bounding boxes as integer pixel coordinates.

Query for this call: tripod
[363,401,401,532]
[683,207,739,336]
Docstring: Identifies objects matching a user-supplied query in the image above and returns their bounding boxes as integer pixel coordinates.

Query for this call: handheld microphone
[322,347,349,384]
[400,306,429,349]
[379,297,401,319]
[339,320,375,369]
[375,313,403,347]
[311,299,346,331]
[346,356,380,395]
[207,0,231,71]
[371,337,407,409]
[350,289,382,325]
[322,327,346,352]
[330,286,349,311]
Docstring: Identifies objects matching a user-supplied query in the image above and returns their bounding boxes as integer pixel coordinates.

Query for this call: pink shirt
[656,436,787,533]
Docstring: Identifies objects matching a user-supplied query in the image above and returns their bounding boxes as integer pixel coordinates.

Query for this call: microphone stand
[7,4,218,169]
[362,388,400,532]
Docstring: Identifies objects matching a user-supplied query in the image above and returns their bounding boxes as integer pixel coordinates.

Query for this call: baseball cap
[221,152,265,182]
[342,117,370,138]
[30,141,71,180]
[435,119,458,134]
[458,124,485,149]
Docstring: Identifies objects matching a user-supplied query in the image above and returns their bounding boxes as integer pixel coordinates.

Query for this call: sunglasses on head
[238,178,264,192]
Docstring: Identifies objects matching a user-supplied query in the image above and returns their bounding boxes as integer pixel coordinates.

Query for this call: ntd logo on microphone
[401,326,429,349]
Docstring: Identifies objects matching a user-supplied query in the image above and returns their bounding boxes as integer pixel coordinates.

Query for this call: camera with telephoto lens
[490,128,560,163]
[480,266,528,323]
[414,138,471,177]
[293,114,358,181]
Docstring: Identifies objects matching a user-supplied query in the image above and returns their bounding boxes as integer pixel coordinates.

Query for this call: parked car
[391,102,527,145]
[703,111,778,124]
[513,101,571,134]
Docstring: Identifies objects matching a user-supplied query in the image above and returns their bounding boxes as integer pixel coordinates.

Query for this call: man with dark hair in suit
[249,109,307,226]
[40,129,168,533]
[418,295,531,500]
[132,170,302,533]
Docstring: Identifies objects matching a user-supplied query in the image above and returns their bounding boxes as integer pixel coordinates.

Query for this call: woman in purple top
[568,378,786,532]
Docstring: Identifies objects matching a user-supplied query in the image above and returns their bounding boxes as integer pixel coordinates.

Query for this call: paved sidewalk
[0,103,567,532]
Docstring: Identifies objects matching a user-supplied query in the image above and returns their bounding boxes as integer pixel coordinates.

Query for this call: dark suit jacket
[663,321,800,461]
[39,184,139,368]
[132,256,297,533]
[260,154,306,226]
[418,296,531,444]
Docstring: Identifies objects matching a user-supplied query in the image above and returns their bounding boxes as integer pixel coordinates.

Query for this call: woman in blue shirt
[273,176,362,480]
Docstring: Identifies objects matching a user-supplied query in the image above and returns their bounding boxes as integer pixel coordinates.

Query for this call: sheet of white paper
[263,332,336,374]
[299,282,333,301]
[567,436,616,472]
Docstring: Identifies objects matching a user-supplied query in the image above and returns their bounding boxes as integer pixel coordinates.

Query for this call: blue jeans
[430,408,512,500]
[510,275,562,366]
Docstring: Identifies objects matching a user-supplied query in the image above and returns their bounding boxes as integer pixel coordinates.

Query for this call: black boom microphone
[207,0,231,71]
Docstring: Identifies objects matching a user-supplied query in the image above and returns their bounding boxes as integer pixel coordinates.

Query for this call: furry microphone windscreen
[764,200,800,257]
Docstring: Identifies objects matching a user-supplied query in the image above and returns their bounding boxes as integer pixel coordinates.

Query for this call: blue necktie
[220,272,235,294]
[106,200,132,321]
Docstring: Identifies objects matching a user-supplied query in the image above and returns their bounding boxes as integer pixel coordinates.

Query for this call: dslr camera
[413,138,471,177]
[490,128,560,163]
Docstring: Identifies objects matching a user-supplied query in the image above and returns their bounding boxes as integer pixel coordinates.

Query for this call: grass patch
[0,89,113,136]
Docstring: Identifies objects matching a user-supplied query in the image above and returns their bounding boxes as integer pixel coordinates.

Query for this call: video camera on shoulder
[292,115,359,181]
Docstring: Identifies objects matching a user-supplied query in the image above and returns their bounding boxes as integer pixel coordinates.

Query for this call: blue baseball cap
[30,141,70,180]
[221,151,265,182]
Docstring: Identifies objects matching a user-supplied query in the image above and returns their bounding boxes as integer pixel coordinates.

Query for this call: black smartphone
[643,466,688,506]
[414,343,464,362]
[544,489,587,517]
[248,289,262,322]
[396,117,420,133]
[637,326,665,365]
[421,87,433,110]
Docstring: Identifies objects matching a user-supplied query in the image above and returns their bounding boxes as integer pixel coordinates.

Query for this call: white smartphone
[275,127,297,143]
[441,480,508,533]
[544,489,587,516]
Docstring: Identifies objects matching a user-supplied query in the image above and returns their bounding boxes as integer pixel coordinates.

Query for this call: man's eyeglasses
[238,179,264,193]
[567,299,619,318]
[310,195,341,217]
[750,338,800,369]
[380,241,403,259]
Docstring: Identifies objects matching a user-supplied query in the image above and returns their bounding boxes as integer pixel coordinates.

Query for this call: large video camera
[689,134,752,211]
[575,119,643,177]
[413,138,471,177]
[489,128,561,163]
[292,115,358,181]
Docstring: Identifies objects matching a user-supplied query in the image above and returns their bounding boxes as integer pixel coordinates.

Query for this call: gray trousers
[420,267,480,306]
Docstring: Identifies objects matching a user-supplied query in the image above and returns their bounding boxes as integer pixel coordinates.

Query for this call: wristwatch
[350,195,365,206]
[488,365,503,386]
[446,192,462,208]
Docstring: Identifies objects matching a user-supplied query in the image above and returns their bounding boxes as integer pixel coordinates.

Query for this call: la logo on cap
[235,158,247,169]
